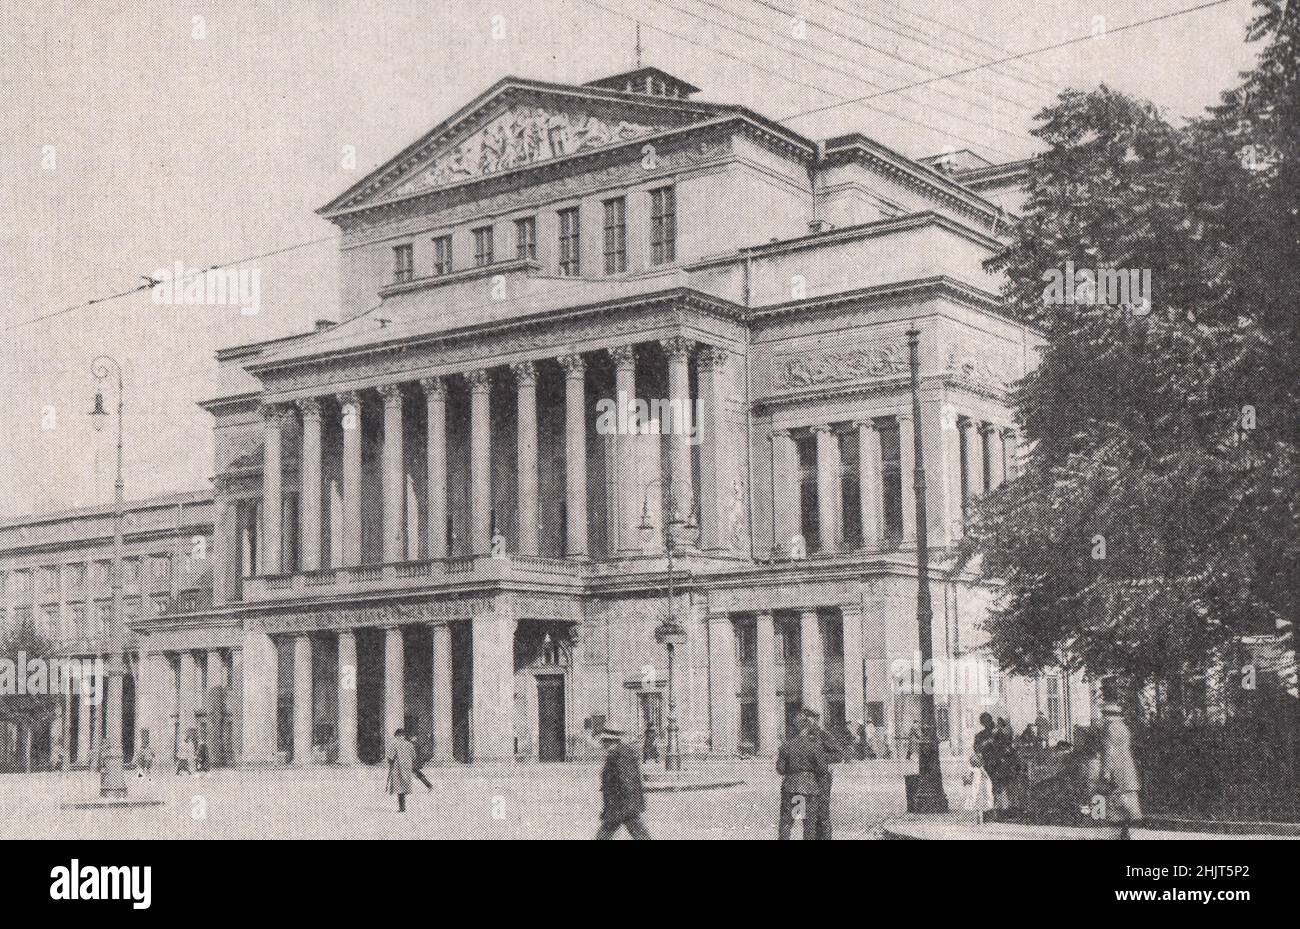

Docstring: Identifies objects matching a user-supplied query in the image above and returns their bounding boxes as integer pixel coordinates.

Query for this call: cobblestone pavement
[0,757,968,840]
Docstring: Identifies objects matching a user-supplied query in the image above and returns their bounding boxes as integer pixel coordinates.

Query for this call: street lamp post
[90,355,128,800]
[639,478,696,772]
[905,327,949,813]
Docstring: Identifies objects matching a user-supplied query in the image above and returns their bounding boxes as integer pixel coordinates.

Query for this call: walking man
[804,708,843,839]
[777,710,828,840]
[410,729,434,791]
[595,728,651,839]
[387,727,415,812]
[1099,703,1142,839]
[905,721,921,759]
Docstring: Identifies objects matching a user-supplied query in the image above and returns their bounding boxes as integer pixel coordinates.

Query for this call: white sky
[0,0,1261,518]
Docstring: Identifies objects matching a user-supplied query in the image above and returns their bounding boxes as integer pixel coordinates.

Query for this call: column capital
[558,352,586,376]
[510,360,537,385]
[1001,426,1019,439]
[697,344,729,371]
[296,397,322,420]
[979,421,1000,437]
[811,424,835,436]
[608,344,637,367]
[260,403,290,426]
[853,418,878,431]
[659,336,694,360]
[465,368,493,392]
[335,390,359,408]
[896,412,914,425]
[378,383,404,405]
[419,376,445,399]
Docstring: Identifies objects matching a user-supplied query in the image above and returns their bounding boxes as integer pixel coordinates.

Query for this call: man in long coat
[777,711,828,839]
[804,708,843,839]
[387,727,416,812]
[595,728,651,839]
[1099,703,1142,838]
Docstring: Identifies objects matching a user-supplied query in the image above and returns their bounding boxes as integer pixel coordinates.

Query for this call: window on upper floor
[735,620,756,664]
[558,207,580,276]
[393,243,414,283]
[650,186,676,265]
[603,197,627,274]
[779,619,801,663]
[823,614,844,659]
[433,235,453,276]
[515,217,536,261]
[797,434,821,553]
[839,432,862,549]
[473,226,494,267]
[879,423,904,543]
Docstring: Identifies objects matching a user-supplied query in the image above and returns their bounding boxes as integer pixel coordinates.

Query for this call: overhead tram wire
[779,0,1238,123]
[806,0,1059,95]
[745,0,1044,117]
[667,0,1039,133]
[633,0,1028,158]
[889,0,1064,89]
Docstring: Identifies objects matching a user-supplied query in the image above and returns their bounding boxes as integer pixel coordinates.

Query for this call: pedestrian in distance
[777,710,828,840]
[135,740,154,781]
[905,721,921,759]
[175,732,194,776]
[410,730,434,791]
[595,728,651,839]
[387,727,416,812]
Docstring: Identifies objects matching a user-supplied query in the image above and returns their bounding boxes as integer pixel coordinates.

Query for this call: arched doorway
[513,621,573,762]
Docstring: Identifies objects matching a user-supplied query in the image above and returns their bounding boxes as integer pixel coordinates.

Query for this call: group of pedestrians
[777,707,842,839]
[968,712,1022,819]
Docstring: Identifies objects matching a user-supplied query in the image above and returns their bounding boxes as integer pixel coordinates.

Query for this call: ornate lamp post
[905,328,949,813]
[89,355,128,799]
[639,477,697,772]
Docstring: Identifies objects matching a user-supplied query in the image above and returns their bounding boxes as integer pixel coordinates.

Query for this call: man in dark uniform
[804,708,844,839]
[595,728,651,839]
[777,710,828,839]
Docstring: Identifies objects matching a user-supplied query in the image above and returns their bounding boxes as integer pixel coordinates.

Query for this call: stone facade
[0,67,1093,772]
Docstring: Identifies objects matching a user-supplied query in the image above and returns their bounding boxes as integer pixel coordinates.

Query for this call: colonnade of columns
[250,339,732,580]
[771,414,1019,556]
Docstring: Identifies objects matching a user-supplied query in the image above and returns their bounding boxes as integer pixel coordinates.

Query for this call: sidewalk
[881,812,1298,841]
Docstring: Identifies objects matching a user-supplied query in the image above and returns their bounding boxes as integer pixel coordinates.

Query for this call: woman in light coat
[386,728,415,812]
[1099,703,1142,837]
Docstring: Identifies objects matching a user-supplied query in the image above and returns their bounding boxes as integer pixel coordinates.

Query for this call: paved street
[0,757,967,840]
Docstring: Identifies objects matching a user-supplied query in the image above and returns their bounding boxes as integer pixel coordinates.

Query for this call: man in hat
[1098,703,1142,839]
[803,707,843,839]
[777,710,828,839]
[595,728,651,839]
[386,727,416,812]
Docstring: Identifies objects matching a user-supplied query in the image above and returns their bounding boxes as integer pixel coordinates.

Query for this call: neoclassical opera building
[1,67,1094,772]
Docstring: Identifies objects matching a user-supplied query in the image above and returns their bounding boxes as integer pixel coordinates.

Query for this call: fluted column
[379,384,405,563]
[661,337,695,525]
[698,345,728,551]
[384,626,405,741]
[756,612,780,754]
[431,623,454,762]
[298,398,323,572]
[610,345,638,553]
[1002,428,1020,481]
[512,361,539,556]
[813,425,841,553]
[898,414,917,542]
[467,370,493,555]
[856,420,882,547]
[336,630,358,765]
[559,354,588,559]
[707,613,737,754]
[421,378,448,559]
[800,608,824,716]
[260,405,284,575]
[985,423,1006,490]
[960,417,984,507]
[338,392,362,567]
[177,650,197,745]
[76,674,92,766]
[770,428,800,557]
[213,492,238,606]
[292,634,312,765]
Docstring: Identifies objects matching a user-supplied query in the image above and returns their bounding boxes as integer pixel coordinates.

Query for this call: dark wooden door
[537,677,565,762]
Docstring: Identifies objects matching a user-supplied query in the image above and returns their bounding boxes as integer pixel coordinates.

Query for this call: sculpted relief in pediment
[390,106,658,197]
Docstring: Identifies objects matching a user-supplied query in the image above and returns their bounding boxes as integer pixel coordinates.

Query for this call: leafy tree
[962,1,1299,723]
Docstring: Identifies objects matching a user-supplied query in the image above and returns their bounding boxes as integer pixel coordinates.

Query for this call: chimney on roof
[315,319,336,332]
[584,67,701,100]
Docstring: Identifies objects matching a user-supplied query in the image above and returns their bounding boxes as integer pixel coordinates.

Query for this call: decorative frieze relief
[771,341,908,391]
[942,338,1020,389]
[248,598,497,634]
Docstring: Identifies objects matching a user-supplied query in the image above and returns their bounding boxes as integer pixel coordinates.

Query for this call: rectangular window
[603,197,627,274]
[735,621,756,664]
[393,243,414,283]
[514,217,536,260]
[473,226,494,267]
[558,207,580,276]
[879,423,904,543]
[66,563,86,592]
[823,615,844,659]
[433,235,453,276]
[1047,676,1063,731]
[69,604,85,638]
[839,432,862,549]
[650,186,676,265]
[779,619,800,663]
[797,434,821,552]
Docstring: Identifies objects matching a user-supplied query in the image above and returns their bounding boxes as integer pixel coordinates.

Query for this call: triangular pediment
[321,79,729,215]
